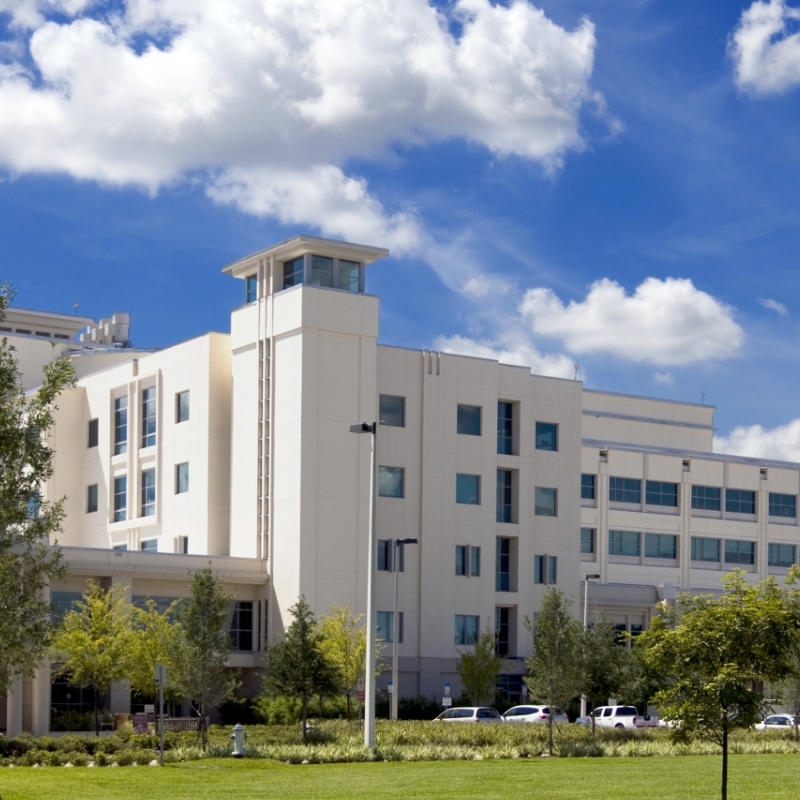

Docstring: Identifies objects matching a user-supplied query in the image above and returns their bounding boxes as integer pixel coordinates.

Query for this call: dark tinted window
[726,489,756,514]
[379,395,405,427]
[645,481,678,507]
[87,418,98,448]
[609,477,641,504]
[691,485,721,511]
[581,474,596,500]
[535,422,557,451]
[457,404,481,436]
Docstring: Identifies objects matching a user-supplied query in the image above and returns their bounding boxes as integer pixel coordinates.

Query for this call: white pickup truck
[577,705,659,729]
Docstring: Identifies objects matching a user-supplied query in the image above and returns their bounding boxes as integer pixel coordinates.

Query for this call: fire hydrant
[230,723,247,758]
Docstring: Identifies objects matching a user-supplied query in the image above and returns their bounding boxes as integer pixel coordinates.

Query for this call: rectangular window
[497,402,513,455]
[230,601,253,651]
[724,539,756,565]
[113,475,127,522]
[691,485,721,511]
[455,614,479,646]
[114,396,128,455]
[535,422,558,451]
[87,418,98,448]
[457,404,481,436]
[175,462,189,494]
[377,540,391,571]
[176,391,190,423]
[581,474,596,500]
[581,527,596,554]
[379,395,405,427]
[395,542,405,573]
[113,544,127,552]
[548,555,557,585]
[141,469,156,517]
[140,539,157,553]
[646,481,678,507]
[497,469,513,522]
[283,256,305,289]
[768,543,795,568]
[142,387,157,448]
[495,607,510,656]
[456,474,480,505]
[644,533,677,559]
[769,493,797,518]
[535,487,557,517]
[609,477,641,504]
[534,555,544,584]
[726,489,756,515]
[470,546,481,577]
[338,259,360,292]
[245,274,258,303]
[86,484,98,514]
[378,466,404,498]
[456,545,467,576]
[495,537,510,591]
[377,611,403,643]
[609,530,640,557]
[691,536,720,562]
[310,255,334,288]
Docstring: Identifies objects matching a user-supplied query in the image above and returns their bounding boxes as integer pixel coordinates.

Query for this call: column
[6,674,23,737]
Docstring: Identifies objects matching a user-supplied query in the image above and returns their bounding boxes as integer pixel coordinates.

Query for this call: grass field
[1,754,799,799]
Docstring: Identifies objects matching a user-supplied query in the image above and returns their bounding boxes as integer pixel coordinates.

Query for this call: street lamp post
[391,537,418,722]
[350,421,378,748]
[580,573,601,718]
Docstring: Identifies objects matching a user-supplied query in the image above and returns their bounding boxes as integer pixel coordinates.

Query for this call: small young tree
[0,284,74,691]
[456,620,507,706]
[51,581,134,735]
[319,606,367,720]
[264,596,337,738]
[581,620,629,731]
[173,568,239,749]
[638,571,800,800]
[525,588,583,755]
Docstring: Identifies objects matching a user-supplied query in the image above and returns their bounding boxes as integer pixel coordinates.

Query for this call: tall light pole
[391,537,418,721]
[580,573,601,718]
[350,421,378,747]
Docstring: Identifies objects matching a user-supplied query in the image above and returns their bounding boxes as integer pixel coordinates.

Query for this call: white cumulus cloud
[758,297,789,314]
[0,0,601,286]
[715,418,800,462]
[730,0,800,94]
[518,277,744,366]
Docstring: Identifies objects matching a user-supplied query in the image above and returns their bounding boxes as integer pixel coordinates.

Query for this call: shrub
[50,710,93,732]
[219,696,260,726]
[397,696,442,721]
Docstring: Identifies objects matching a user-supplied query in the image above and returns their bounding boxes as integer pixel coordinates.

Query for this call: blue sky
[2,0,800,457]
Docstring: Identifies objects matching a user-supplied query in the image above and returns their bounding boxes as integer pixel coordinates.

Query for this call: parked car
[755,714,796,730]
[433,707,504,723]
[577,705,639,729]
[503,705,568,723]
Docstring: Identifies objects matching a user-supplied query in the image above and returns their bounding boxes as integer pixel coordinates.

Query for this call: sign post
[443,681,452,708]
[155,664,167,766]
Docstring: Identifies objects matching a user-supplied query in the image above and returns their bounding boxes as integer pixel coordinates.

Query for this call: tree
[524,588,583,755]
[0,284,74,691]
[581,620,629,731]
[319,606,367,720]
[638,571,800,800]
[173,568,239,749]
[456,620,507,706]
[129,599,184,707]
[264,596,337,739]
[618,637,670,717]
[50,581,135,735]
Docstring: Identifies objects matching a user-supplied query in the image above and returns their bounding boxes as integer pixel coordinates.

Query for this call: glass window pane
[283,256,305,289]
[535,487,557,517]
[465,616,478,645]
[378,466,404,498]
[141,539,157,553]
[644,533,677,559]
[142,387,157,448]
[310,255,334,288]
[609,530,640,557]
[724,539,755,565]
[726,489,756,515]
[86,484,98,514]
[534,555,544,584]
[691,536,720,562]
[338,260,360,292]
[535,422,558,451]
[691,485,721,511]
[645,481,678,507]
[769,493,797,518]
[455,545,466,576]
[245,274,257,303]
[141,468,156,517]
[113,475,127,522]
[379,395,405,427]
[176,462,189,494]
[495,538,510,591]
[377,540,390,571]
[176,391,190,423]
[547,556,557,585]
[580,527,595,554]
[498,402,513,455]
[768,543,795,567]
[456,474,480,505]
[609,477,641,504]
[470,546,481,576]
[114,396,128,455]
[457,404,481,436]
[581,474,595,500]
[87,418,98,448]
[496,469,513,522]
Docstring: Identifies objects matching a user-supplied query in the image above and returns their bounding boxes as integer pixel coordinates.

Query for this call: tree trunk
[302,699,308,740]
[548,713,554,756]
[346,693,352,722]
[94,691,100,737]
[721,722,728,800]
[200,699,207,751]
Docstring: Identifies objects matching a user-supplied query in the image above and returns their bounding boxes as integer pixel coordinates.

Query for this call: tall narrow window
[141,468,156,517]
[114,396,128,455]
[142,387,157,448]
[495,607,510,656]
[176,391,190,423]
[379,395,405,427]
[377,540,391,571]
[535,422,558,451]
[113,476,127,522]
[283,256,305,289]
[87,418,99,449]
[175,462,189,494]
[230,601,253,651]
[310,255,334,288]
[495,538,510,591]
[581,528,596,555]
[496,469,513,522]
[457,404,481,436]
[534,555,545,584]
[455,545,467,576]
[245,274,258,303]
[338,260,360,292]
[470,546,481,577]
[497,402,513,455]
[86,484,98,514]
[581,474,596,500]
[547,556,557,585]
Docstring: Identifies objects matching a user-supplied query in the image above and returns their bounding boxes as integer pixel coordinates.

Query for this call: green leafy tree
[173,568,239,749]
[638,571,800,800]
[264,596,337,738]
[581,620,629,730]
[456,620,507,706]
[319,606,367,720]
[129,599,184,706]
[0,285,74,691]
[524,588,583,755]
[618,637,670,717]
[50,581,135,735]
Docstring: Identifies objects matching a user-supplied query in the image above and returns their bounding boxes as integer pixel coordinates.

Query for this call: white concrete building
[3,234,799,734]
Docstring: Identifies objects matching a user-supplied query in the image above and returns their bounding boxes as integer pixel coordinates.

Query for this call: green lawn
[0,754,798,799]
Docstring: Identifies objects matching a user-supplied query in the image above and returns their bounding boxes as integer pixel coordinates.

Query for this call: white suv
[588,705,638,729]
